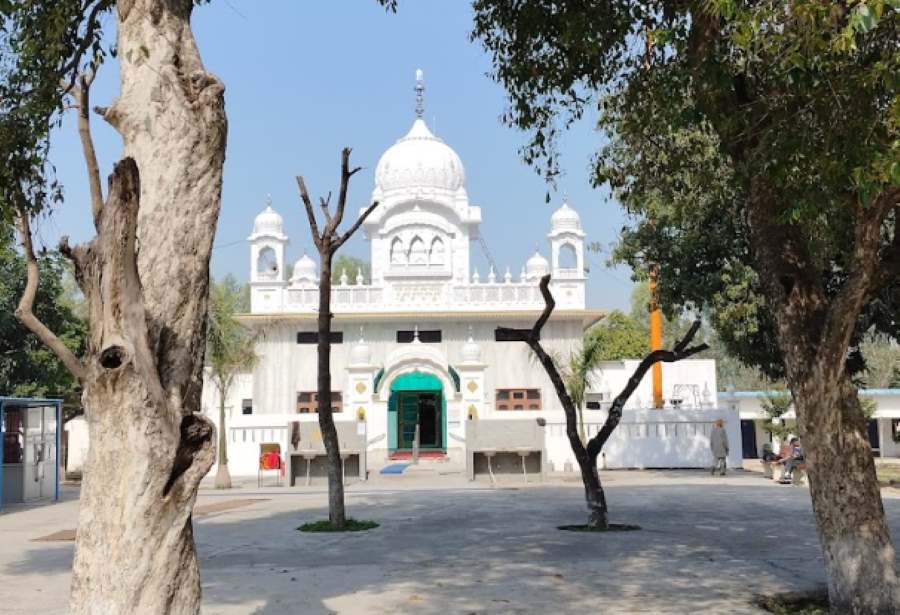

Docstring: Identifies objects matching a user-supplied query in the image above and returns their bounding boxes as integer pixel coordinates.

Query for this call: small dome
[374,119,465,194]
[350,332,372,366]
[461,328,481,363]
[525,250,550,280]
[290,253,318,283]
[551,199,581,232]
[251,200,286,240]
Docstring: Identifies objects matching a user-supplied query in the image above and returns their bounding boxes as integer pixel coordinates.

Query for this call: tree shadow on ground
[195,482,900,614]
[4,544,73,576]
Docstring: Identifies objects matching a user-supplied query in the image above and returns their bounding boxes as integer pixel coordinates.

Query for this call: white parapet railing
[261,279,583,313]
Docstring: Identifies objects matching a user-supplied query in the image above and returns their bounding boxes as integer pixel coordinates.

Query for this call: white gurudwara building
[200,74,742,481]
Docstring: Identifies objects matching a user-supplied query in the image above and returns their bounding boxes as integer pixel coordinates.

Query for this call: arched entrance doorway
[388,372,446,452]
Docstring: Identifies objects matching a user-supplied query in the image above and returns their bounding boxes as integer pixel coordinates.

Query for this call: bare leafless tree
[500,274,707,528]
[296,148,378,528]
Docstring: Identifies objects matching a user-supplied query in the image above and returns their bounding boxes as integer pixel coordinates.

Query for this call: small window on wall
[297,332,343,344]
[297,392,343,414]
[241,399,253,415]
[495,328,537,342]
[496,389,542,410]
[397,330,442,343]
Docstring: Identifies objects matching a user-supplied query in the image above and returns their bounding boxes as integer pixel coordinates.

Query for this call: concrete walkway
[2,470,899,614]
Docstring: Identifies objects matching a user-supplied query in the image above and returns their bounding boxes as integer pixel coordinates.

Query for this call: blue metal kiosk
[0,397,62,509]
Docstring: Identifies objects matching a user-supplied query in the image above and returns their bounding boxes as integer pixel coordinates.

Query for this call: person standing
[710,419,729,476]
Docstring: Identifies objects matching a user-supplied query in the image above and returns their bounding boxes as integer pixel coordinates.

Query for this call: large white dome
[374,119,465,194]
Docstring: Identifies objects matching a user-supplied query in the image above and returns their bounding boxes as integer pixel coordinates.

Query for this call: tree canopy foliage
[206,275,255,384]
[0,228,86,404]
[474,2,899,607]
[473,0,899,379]
[0,1,113,223]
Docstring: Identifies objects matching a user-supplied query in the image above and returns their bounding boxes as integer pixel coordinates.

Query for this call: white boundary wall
[543,407,743,470]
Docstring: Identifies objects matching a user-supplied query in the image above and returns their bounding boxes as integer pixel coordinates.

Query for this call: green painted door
[398,392,419,449]
[389,372,446,452]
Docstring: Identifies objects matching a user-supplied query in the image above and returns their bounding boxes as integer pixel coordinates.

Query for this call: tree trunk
[214,392,231,489]
[68,2,227,613]
[745,183,899,613]
[317,249,346,528]
[502,276,705,530]
[790,366,899,612]
[573,444,607,528]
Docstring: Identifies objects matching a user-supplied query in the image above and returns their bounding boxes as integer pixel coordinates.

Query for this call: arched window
[409,236,426,265]
[429,237,445,266]
[390,237,406,265]
[558,243,578,269]
[257,246,278,278]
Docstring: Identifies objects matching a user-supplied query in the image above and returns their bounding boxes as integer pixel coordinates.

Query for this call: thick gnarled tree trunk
[794,374,897,613]
[61,2,227,613]
[746,184,899,613]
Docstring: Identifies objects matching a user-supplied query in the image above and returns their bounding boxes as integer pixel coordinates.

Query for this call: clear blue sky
[38,0,635,310]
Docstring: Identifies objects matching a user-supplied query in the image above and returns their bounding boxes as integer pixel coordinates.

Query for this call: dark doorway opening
[396,391,444,450]
[741,420,759,459]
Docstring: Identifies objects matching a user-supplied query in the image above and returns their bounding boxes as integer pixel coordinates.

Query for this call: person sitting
[779,437,804,483]
[761,442,779,462]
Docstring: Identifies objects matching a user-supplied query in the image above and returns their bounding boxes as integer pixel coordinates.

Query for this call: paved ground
[3,467,900,614]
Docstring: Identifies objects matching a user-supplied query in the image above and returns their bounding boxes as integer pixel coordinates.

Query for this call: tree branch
[497,275,588,461]
[586,320,708,458]
[872,203,900,291]
[72,68,104,227]
[822,188,898,361]
[296,175,322,249]
[334,201,380,252]
[14,206,86,382]
[319,192,333,227]
[61,0,113,93]
[332,147,356,232]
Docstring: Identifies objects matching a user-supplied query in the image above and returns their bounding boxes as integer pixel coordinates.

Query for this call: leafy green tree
[0,229,86,412]
[206,275,257,489]
[760,391,795,441]
[331,254,370,284]
[473,1,899,609]
[859,333,900,389]
[585,310,649,361]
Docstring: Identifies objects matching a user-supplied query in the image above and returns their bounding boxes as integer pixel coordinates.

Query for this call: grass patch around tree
[297,518,379,532]
[557,523,641,532]
[754,589,829,614]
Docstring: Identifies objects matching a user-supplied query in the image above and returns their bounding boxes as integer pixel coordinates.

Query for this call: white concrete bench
[286,421,367,485]
[465,419,546,483]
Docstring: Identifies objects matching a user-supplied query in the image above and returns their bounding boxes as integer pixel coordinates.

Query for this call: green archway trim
[448,365,461,392]
[389,371,443,392]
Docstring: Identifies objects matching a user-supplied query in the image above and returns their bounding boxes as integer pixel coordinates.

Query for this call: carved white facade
[199,72,732,478]
[248,113,586,315]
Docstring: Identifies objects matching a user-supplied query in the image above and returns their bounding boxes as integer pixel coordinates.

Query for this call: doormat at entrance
[380,463,410,474]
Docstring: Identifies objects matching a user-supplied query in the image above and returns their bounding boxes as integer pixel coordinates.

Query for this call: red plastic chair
[258,444,284,487]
